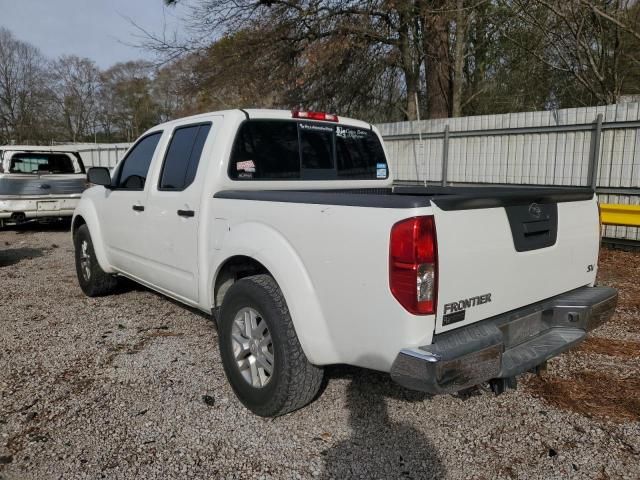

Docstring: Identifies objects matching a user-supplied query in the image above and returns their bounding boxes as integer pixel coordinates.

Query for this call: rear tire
[218,274,324,417]
[73,224,118,297]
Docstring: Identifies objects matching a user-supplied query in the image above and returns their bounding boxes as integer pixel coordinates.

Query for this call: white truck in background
[0,146,86,227]
[72,109,617,417]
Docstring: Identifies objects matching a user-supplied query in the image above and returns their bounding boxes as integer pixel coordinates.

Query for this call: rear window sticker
[237,160,256,172]
[299,123,334,133]
[336,126,368,139]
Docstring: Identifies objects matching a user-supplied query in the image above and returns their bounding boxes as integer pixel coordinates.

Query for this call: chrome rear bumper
[390,286,618,394]
[0,195,80,220]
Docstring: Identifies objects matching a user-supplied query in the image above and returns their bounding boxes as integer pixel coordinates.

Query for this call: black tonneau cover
[394,185,595,210]
[214,185,595,210]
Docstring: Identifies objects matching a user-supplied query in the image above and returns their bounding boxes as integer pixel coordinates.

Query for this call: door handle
[132,205,145,212]
[177,209,195,218]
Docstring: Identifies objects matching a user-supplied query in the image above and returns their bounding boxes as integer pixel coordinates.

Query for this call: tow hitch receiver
[489,377,517,395]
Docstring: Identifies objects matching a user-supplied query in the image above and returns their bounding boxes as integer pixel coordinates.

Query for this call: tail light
[389,216,438,315]
[292,110,339,122]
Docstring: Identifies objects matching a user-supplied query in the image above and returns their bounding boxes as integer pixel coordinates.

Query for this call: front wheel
[73,224,118,297]
[218,274,324,417]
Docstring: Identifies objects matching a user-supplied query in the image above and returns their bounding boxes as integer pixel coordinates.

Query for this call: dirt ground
[525,247,640,424]
[0,222,639,480]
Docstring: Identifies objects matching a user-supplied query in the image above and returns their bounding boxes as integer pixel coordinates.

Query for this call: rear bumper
[390,286,617,394]
[0,196,80,220]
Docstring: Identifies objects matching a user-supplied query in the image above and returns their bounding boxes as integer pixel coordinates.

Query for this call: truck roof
[147,109,373,132]
[0,145,81,153]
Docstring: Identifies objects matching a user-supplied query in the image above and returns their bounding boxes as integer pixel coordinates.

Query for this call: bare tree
[49,56,101,142]
[100,61,160,141]
[508,0,640,104]
[156,0,507,120]
[154,0,434,119]
[580,0,640,47]
[153,56,198,121]
[0,28,50,144]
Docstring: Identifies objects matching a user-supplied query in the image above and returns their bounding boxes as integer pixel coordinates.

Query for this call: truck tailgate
[430,190,599,334]
[0,174,86,196]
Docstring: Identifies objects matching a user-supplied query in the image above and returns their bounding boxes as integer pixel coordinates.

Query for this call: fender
[72,192,115,274]
[209,221,339,366]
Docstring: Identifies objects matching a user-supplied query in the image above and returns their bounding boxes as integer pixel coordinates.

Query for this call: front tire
[73,224,118,297]
[219,274,324,417]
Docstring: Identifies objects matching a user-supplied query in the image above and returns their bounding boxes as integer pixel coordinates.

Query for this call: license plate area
[37,200,60,211]
[498,310,548,348]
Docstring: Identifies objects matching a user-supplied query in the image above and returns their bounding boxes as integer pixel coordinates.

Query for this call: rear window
[229,120,388,180]
[9,153,78,174]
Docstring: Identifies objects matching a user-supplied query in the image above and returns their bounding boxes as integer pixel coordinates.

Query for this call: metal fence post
[441,125,450,187]
[587,113,603,190]
[411,120,420,182]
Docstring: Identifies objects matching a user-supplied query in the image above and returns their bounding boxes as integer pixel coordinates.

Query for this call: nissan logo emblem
[528,203,542,219]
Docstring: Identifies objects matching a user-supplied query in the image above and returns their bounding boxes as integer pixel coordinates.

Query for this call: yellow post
[599,204,640,227]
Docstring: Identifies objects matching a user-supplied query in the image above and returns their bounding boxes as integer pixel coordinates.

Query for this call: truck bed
[214,183,600,343]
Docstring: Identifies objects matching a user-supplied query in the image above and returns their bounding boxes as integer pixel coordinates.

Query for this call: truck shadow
[319,366,446,479]
[1,219,71,234]
[0,247,45,267]
[140,285,215,322]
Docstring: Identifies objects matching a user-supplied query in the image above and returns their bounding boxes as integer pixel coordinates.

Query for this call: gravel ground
[1,223,639,480]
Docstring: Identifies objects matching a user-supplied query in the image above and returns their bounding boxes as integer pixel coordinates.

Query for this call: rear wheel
[73,224,118,297]
[218,274,324,417]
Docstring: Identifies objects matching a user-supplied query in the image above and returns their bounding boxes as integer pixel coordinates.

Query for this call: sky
[0,0,190,68]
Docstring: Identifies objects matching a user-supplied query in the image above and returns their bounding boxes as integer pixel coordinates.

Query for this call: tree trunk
[451,0,466,117]
[424,9,451,119]
[399,8,418,120]
[405,72,418,121]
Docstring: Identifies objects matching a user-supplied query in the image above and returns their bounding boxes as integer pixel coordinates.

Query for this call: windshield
[9,152,79,174]
[229,120,388,180]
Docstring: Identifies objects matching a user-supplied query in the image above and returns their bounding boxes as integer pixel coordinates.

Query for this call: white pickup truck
[72,109,617,417]
[1,146,87,227]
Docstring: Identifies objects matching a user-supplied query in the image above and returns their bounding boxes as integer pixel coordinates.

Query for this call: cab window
[116,132,162,190]
[159,123,211,191]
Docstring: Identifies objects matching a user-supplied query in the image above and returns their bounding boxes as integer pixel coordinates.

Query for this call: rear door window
[229,120,387,180]
[159,123,211,190]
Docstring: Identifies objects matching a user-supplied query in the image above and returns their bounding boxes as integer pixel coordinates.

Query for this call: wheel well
[213,256,269,310]
[72,215,86,235]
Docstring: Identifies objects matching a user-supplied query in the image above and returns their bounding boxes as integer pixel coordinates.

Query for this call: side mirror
[87,167,113,188]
